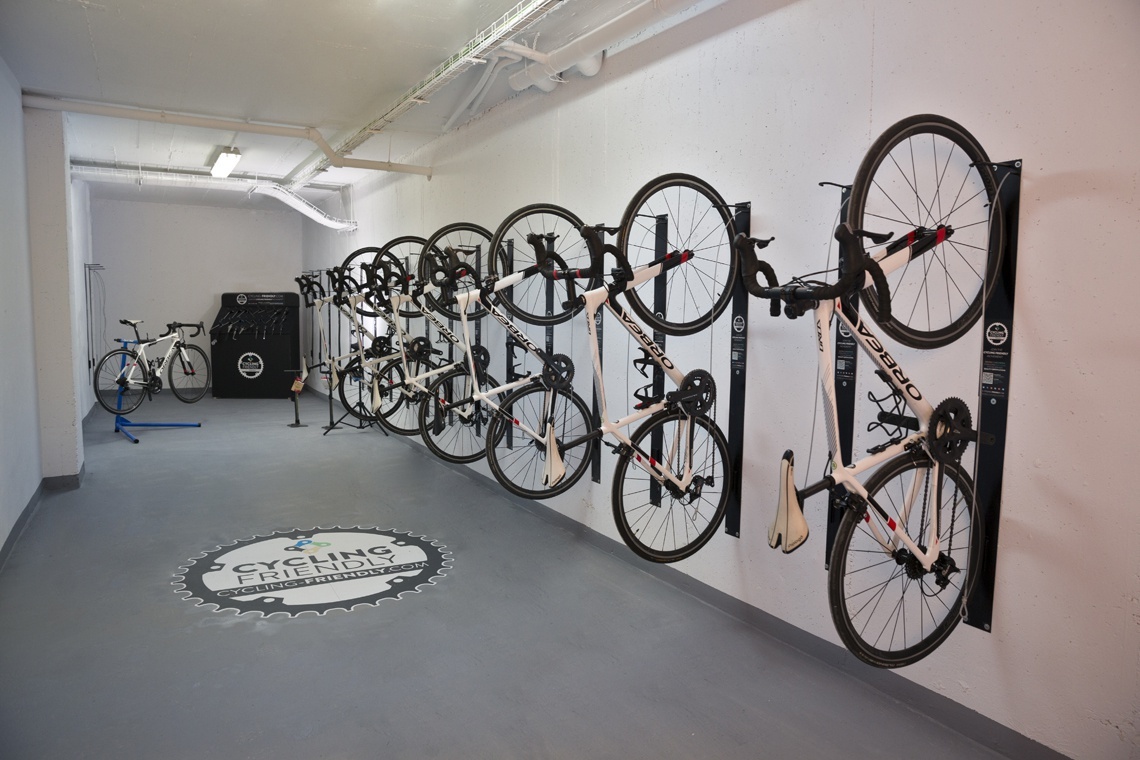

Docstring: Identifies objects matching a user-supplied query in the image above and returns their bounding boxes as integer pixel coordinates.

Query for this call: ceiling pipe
[22,94,432,179]
[442,50,522,134]
[285,0,564,189]
[69,163,358,231]
[508,0,725,93]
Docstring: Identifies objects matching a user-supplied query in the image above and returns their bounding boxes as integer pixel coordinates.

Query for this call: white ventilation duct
[508,0,726,93]
[69,164,358,231]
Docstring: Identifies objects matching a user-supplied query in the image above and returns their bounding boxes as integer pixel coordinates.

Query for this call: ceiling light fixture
[210,147,242,178]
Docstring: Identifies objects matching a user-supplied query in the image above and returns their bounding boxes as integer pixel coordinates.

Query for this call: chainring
[677,369,716,416]
[541,354,575,391]
[927,396,973,464]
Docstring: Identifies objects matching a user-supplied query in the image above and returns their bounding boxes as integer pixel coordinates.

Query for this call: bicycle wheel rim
[828,455,982,668]
[848,115,1003,349]
[488,203,592,326]
[618,174,737,336]
[94,349,147,414]
[374,359,422,435]
[419,368,498,464]
[418,223,496,322]
[486,385,594,500]
[168,344,210,402]
[340,246,385,318]
[377,236,426,320]
[612,412,730,562]
[337,357,380,421]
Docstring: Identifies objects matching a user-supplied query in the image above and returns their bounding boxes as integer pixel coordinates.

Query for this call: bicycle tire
[418,222,499,322]
[847,114,1003,349]
[484,384,595,500]
[167,343,211,403]
[373,357,430,436]
[337,357,381,422]
[617,174,737,336]
[487,203,595,326]
[611,411,731,563]
[93,348,149,414]
[828,454,982,668]
[418,367,501,464]
[340,246,387,318]
[376,236,427,320]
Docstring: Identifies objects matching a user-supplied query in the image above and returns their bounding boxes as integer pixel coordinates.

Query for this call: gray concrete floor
[0,392,1014,759]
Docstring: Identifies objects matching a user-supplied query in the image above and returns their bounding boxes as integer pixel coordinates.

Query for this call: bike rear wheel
[828,454,982,668]
[484,384,595,500]
[337,357,380,422]
[618,174,737,336]
[847,114,1003,349]
[374,358,432,435]
[168,344,211,403]
[418,367,501,464]
[94,349,149,414]
[488,203,594,326]
[611,411,730,562]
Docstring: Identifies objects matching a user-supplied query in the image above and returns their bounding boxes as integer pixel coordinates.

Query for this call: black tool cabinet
[210,292,300,398]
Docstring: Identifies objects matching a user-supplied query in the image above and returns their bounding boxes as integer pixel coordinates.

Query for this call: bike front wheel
[828,454,982,668]
[168,344,211,403]
[611,411,730,562]
[484,384,595,500]
[418,222,498,322]
[488,203,594,326]
[94,349,149,414]
[847,114,1003,349]
[618,174,737,336]
[418,367,501,464]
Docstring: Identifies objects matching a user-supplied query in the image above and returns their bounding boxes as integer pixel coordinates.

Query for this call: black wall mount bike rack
[829,163,1021,634]
[723,203,752,538]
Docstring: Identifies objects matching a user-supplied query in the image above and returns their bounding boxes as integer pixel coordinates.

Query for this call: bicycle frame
[799,269,951,574]
[571,261,701,493]
[116,329,193,398]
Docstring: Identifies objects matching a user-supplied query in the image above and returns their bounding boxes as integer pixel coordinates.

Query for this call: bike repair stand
[112,339,201,444]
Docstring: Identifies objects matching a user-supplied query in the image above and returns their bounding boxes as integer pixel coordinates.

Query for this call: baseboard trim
[384,431,1067,760]
[0,481,45,575]
[43,463,85,492]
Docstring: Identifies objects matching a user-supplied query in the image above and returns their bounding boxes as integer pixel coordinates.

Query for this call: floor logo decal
[174,527,450,617]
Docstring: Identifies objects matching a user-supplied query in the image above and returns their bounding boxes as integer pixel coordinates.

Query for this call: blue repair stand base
[114,414,201,444]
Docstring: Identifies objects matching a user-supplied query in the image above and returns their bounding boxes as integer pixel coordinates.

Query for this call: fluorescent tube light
[210,147,242,178]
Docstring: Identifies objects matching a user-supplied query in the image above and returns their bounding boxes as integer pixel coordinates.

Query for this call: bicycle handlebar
[159,321,204,338]
[735,223,895,322]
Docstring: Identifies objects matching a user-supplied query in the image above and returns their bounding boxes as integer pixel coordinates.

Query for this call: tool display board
[211,292,300,398]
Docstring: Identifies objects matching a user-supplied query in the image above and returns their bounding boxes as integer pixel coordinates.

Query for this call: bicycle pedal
[769,450,809,553]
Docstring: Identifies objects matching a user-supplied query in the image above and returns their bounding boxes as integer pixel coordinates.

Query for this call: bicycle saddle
[120,319,143,326]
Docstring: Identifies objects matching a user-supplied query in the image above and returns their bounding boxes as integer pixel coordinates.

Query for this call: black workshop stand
[210,292,300,398]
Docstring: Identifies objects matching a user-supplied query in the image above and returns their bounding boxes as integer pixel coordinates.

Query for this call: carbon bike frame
[794,249,955,572]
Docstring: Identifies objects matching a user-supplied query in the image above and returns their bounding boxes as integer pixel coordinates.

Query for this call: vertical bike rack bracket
[827,186,854,568]
[723,202,752,538]
[964,159,1021,632]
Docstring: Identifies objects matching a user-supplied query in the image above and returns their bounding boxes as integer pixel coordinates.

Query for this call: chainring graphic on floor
[173,527,451,617]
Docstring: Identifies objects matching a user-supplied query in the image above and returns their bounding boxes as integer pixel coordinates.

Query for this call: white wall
[91,199,303,361]
[25,108,85,480]
[302,1,1140,757]
[70,181,94,417]
[0,55,42,547]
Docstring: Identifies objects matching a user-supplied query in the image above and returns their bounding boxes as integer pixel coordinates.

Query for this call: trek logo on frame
[174,527,451,617]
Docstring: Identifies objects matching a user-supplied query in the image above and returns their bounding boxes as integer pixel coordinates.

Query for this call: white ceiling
[0,0,637,210]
